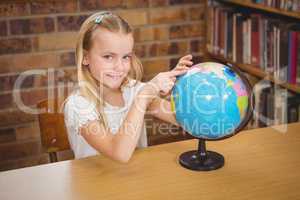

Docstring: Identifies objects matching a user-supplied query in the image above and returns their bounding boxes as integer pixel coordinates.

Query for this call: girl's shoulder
[65,89,94,107]
[64,90,97,118]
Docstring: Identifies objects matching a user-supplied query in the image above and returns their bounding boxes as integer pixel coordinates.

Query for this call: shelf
[207,52,300,94]
[217,0,300,20]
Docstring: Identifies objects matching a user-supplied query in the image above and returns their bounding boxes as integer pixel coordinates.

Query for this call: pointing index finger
[180,54,193,61]
[168,69,189,77]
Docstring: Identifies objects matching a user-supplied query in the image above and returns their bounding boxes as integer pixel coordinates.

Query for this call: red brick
[15,122,40,141]
[190,39,205,53]
[34,32,77,51]
[32,73,47,88]
[79,0,123,11]
[149,43,167,57]
[142,59,170,81]
[189,6,205,21]
[0,2,29,17]
[60,52,76,67]
[0,93,12,109]
[20,89,48,107]
[30,0,78,14]
[134,27,154,42]
[117,10,148,26]
[149,8,187,24]
[124,0,149,8]
[61,68,78,85]
[0,139,42,162]
[0,57,10,73]
[0,21,7,36]
[10,17,55,35]
[0,110,36,127]
[33,68,77,89]
[0,128,16,144]
[169,41,189,54]
[150,0,169,7]
[0,74,34,92]
[134,44,147,58]
[18,86,73,109]
[169,22,204,39]
[57,15,88,32]
[134,26,169,42]
[153,27,169,40]
[0,38,32,55]
[149,41,188,57]
[0,53,60,73]
[170,0,201,5]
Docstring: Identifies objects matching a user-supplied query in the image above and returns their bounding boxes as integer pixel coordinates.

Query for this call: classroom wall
[0,0,206,171]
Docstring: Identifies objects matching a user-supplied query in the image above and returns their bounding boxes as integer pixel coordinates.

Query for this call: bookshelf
[208,53,300,93]
[205,0,300,94]
[218,0,300,20]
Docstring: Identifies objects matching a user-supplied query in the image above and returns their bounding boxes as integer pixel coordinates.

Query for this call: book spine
[288,31,292,83]
[233,14,237,62]
[290,31,298,84]
[236,14,244,63]
[219,10,225,56]
[224,11,228,58]
[248,18,252,64]
[227,12,233,60]
[251,15,260,66]
[297,32,300,84]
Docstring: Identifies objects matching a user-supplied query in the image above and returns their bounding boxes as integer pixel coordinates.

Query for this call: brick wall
[0,0,206,171]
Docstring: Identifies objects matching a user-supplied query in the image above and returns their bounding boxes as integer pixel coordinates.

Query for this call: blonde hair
[76,11,143,128]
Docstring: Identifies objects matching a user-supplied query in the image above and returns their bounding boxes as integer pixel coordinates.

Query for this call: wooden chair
[37,99,71,162]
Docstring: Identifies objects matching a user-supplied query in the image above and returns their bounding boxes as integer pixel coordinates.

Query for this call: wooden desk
[1,123,300,200]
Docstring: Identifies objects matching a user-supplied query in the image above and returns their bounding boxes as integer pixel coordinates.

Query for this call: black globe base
[179,150,224,171]
[179,139,225,171]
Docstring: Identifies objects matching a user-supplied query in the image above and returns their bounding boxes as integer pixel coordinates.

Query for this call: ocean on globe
[171,62,249,139]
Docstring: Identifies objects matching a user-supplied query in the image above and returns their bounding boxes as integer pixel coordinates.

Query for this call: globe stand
[179,139,224,171]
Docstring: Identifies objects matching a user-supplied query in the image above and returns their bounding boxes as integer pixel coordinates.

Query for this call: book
[279,25,289,82]
[236,14,244,63]
[251,14,261,66]
[227,11,234,60]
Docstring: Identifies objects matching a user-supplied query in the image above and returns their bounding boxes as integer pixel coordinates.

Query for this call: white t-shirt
[64,80,148,159]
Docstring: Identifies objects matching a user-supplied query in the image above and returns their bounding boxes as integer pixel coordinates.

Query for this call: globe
[171,62,253,171]
[171,62,251,140]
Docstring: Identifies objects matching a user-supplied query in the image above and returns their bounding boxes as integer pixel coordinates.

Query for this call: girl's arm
[80,70,187,163]
[80,89,150,163]
[147,97,178,126]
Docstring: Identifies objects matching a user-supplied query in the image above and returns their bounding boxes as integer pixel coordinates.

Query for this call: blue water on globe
[171,62,249,139]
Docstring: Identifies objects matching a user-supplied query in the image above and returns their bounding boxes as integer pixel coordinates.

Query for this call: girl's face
[84,28,134,91]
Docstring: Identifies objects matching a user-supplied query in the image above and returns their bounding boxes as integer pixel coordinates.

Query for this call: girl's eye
[103,55,113,60]
[123,55,132,60]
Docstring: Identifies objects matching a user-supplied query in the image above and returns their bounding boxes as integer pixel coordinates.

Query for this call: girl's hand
[168,54,193,85]
[173,54,193,72]
[149,54,193,96]
[140,69,188,105]
[139,54,193,105]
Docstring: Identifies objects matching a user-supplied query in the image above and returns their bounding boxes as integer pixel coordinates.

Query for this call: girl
[64,11,193,162]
